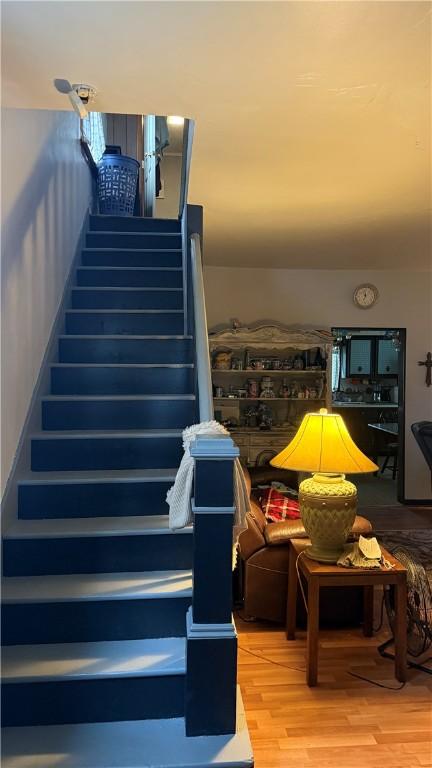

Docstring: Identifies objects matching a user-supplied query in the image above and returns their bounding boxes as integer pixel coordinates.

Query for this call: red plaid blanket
[259,487,301,523]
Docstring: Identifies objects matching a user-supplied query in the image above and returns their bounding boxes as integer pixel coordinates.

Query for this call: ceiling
[2,1,431,269]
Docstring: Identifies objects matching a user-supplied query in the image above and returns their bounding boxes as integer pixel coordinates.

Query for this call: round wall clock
[353,284,379,309]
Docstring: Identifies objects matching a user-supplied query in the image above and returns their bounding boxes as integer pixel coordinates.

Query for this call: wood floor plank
[375,732,432,744]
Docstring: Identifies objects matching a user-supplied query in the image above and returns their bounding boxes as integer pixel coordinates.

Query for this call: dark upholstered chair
[412,421,432,488]
[238,466,373,626]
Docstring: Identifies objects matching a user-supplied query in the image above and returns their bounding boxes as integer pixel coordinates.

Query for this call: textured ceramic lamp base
[299,473,357,563]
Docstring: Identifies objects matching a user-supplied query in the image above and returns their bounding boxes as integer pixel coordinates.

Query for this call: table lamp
[270,408,378,563]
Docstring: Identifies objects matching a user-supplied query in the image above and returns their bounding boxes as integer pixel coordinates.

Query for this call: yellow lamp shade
[270,409,378,474]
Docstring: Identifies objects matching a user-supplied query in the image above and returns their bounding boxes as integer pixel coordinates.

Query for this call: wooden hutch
[208,322,333,466]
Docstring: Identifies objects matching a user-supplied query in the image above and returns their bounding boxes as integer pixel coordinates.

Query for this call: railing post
[185,434,239,736]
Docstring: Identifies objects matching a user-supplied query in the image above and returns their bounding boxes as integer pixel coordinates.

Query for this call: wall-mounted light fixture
[167,115,184,126]
[53,79,97,119]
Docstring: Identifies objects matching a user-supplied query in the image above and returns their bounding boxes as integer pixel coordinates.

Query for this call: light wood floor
[236,506,432,767]
[237,617,432,768]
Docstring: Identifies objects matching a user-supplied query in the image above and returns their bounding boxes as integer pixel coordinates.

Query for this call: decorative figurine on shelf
[214,350,232,370]
[247,379,259,398]
[260,377,276,398]
[244,406,258,428]
[316,378,324,399]
[257,402,273,430]
[290,381,299,398]
[280,383,290,398]
[314,347,325,369]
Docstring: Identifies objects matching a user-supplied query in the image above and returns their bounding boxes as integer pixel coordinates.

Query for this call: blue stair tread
[51,363,193,368]
[78,265,182,271]
[31,429,183,439]
[83,247,182,252]
[2,569,192,604]
[90,215,179,223]
[18,468,178,484]
[59,334,192,340]
[2,637,186,683]
[73,286,183,291]
[86,231,181,236]
[42,394,195,401]
[66,309,183,313]
[1,689,253,768]
[4,515,192,539]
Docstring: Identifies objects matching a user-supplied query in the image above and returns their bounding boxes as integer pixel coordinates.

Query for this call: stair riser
[86,233,182,249]
[51,365,194,395]
[2,597,190,644]
[71,289,183,310]
[77,268,182,288]
[2,675,185,727]
[82,250,182,267]
[18,480,172,519]
[42,399,195,431]
[89,216,181,233]
[31,436,183,471]
[58,337,193,364]
[65,312,184,335]
[3,533,193,575]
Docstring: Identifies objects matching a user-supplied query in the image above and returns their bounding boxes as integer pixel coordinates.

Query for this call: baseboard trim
[402,499,432,506]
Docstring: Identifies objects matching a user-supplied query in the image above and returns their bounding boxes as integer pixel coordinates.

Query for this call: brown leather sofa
[238,467,373,626]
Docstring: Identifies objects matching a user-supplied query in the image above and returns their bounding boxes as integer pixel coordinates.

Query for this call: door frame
[332,327,406,504]
[143,115,156,217]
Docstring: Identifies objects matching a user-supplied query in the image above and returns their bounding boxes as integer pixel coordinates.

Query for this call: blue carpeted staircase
[1,215,252,767]
[1,214,193,722]
[1,214,252,767]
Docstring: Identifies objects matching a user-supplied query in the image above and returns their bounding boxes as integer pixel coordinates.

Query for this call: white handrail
[190,233,213,422]
[178,120,195,219]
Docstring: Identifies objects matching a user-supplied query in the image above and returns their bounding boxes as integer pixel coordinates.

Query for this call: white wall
[1,108,92,493]
[204,266,432,500]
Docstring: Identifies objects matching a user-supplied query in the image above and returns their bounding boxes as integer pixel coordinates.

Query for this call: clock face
[353,284,379,309]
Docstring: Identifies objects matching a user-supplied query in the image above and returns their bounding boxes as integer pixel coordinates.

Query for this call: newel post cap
[190,434,239,460]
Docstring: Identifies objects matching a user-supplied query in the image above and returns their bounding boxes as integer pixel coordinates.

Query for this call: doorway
[331,327,406,506]
[81,111,188,218]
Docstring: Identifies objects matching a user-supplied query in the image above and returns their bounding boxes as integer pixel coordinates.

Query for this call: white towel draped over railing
[166,421,250,567]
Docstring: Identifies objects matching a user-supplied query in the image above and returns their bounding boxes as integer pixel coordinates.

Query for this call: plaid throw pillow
[259,488,301,523]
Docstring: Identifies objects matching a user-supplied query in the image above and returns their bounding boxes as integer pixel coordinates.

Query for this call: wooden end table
[287,538,407,686]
